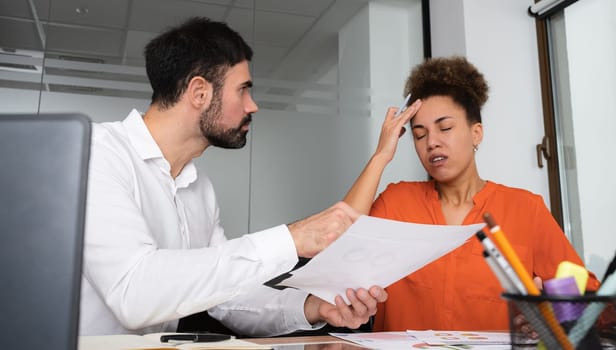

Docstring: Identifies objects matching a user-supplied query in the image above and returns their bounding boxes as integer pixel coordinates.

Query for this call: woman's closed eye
[413,131,426,140]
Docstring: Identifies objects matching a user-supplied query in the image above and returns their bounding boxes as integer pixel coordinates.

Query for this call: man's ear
[186,76,213,109]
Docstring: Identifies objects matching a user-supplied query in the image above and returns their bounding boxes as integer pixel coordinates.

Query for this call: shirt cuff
[247,224,298,277]
[284,289,327,331]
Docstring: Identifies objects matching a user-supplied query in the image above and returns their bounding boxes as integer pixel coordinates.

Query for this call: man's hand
[288,202,360,258]
[303,286,388,329]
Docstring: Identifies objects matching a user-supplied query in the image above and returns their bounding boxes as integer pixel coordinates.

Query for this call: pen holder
[503,293,616,349]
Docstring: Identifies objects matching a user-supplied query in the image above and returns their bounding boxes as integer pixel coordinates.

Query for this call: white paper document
[406,330,511,346]
[331,332,510,350]
[276,215,484,303]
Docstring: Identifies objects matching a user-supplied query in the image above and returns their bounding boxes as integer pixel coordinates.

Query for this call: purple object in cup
[543,276,586,322]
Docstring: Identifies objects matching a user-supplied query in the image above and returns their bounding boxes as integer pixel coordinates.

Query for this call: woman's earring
[473,144,479,152]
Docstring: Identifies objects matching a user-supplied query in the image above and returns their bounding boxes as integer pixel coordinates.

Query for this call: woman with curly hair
[344,56,599,331]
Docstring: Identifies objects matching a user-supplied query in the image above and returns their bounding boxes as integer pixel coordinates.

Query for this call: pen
[476,231,526,294]
[160,332,231,343]
[483,213,574,350]
[482,250,516,292]
[394,93,412,117]
[601,250,616,284]
[568,268,616,346]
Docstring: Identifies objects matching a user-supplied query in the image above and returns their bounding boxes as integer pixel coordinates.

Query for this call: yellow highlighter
[556,261,589,294]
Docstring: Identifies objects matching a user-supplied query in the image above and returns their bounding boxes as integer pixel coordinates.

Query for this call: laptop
[0,114,91,350]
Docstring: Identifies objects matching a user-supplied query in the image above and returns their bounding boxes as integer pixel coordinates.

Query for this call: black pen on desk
[160,332,231,343]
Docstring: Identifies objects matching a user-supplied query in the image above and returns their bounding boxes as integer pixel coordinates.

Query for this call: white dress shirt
[80,109,315,335]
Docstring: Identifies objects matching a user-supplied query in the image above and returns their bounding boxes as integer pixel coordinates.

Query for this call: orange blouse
[370,180,599,331]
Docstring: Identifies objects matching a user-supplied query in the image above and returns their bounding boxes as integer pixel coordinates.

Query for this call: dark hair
[144,17,253,108]
[404,56,488,124]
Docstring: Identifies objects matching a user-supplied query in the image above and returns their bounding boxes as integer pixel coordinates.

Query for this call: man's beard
[199,93,252,149]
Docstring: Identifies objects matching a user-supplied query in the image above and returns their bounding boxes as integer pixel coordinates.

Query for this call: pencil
[483,213,574,350]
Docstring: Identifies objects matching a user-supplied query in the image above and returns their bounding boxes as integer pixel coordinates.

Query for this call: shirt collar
[175,163,197,188]
[123,109,163,161]
[472,180,495,204]
[123,109,198,188]
[425,179,496,204]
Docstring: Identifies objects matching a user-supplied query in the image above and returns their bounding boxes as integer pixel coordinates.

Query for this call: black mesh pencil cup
[502,293,616,349]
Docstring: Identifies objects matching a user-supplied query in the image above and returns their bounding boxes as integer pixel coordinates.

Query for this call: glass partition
[0,0,426,236]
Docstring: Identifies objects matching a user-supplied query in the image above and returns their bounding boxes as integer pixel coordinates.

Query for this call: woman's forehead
[412,96,466,124]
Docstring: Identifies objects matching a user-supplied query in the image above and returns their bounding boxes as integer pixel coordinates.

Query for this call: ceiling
[0,0,370,82]
[0,0,374,102]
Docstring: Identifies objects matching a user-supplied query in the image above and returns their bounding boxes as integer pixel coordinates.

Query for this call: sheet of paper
[277,215,484,303]
[406,330,511,346]
[331,332,511,349]
[331,332,419,350]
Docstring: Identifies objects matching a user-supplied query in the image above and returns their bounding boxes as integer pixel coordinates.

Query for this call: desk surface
[246,335,340,345]
[79,334,362,350]
[245,336,368,349]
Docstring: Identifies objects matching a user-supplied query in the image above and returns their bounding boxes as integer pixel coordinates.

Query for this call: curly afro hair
[404,56,488,124]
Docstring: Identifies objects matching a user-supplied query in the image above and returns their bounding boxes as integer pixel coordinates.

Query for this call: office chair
[0,114,91,350]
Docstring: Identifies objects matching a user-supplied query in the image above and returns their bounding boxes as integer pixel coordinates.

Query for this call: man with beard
[80,17,386,336]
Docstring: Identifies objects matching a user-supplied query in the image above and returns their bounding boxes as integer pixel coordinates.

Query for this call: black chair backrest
[0,114,91,350]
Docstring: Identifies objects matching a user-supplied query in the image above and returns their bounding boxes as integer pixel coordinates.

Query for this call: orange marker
[483,213,574,350]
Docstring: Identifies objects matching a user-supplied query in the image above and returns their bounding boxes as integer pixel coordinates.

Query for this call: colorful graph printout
[406,331,510,346]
